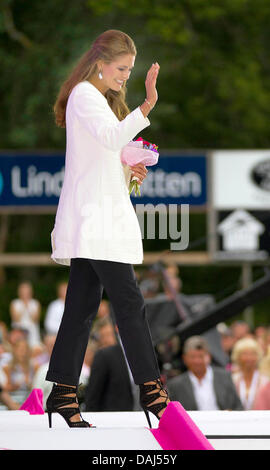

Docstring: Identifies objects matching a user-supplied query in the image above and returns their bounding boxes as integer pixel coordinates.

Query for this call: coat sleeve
[226,373,244,410]
[72,82,151,152]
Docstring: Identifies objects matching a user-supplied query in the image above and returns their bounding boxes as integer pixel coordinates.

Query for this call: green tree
[1,0,270,149]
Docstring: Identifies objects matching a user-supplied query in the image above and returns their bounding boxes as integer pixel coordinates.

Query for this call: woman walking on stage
[45,29,170,428]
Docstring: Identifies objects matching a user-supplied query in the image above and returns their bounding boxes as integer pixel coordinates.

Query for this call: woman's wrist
[140,99,155,118]
[139,101,150,118]
[145,98,155,109]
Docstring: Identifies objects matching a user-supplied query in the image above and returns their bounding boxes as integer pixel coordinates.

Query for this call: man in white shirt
[44,282,67,335]
[188,361,219,410]
[167,336,243,411]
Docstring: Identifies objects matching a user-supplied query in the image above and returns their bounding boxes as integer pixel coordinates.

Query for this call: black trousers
[45,258,160,386]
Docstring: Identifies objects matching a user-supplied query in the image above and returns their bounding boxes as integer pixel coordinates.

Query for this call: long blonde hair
[53,29,137,128]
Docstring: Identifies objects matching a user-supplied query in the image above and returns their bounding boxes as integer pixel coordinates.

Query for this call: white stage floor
[1,410,270,450]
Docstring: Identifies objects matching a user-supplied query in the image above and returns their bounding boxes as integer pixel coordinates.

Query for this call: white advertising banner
[212,150,270,209]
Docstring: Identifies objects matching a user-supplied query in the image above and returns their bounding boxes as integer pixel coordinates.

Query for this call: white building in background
[218,209,265,252]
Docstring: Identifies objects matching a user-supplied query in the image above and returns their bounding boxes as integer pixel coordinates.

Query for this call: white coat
[51,80,151,266]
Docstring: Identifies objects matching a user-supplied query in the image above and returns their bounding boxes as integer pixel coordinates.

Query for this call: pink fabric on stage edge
[150,401,215,450]
[19,388,44,415]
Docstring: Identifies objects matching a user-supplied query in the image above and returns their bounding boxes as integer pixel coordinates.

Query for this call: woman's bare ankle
[56,383,76,387]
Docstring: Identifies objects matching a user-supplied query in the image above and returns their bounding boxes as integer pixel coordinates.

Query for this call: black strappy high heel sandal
[139,378,170,428]
[46,383,95,428]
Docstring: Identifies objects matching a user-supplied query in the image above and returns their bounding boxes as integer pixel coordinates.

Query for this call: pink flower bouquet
[121,137,159,196]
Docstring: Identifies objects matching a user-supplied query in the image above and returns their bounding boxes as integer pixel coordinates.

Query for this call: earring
[98,70,103,80]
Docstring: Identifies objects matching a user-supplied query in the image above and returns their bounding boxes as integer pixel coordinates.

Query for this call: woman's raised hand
[145,62,160,108]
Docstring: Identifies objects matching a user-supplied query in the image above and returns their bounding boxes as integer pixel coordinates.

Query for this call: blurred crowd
[1,265,270,413]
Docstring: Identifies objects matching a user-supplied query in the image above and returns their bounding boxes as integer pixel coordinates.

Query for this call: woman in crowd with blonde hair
[9,281,41,349]
[231,337,270,410]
